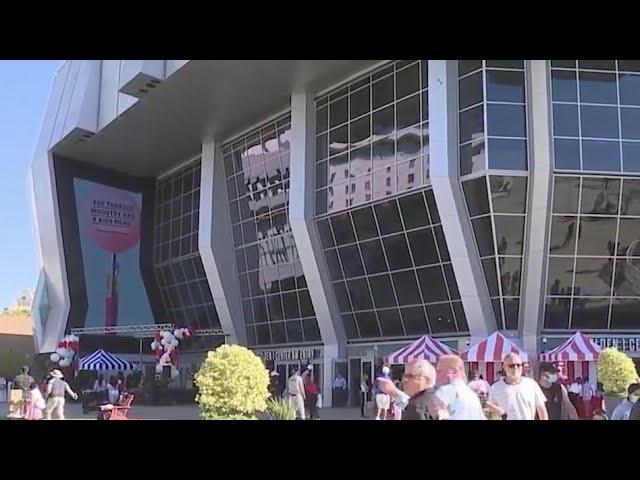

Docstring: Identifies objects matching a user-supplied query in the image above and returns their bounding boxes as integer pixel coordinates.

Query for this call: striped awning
[79,349,137,371]
[384,335,456,364]
[461,332,528,363]
[539,331,600,362]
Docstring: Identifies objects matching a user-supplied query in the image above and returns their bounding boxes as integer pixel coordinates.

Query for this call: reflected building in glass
[30,60,640,406]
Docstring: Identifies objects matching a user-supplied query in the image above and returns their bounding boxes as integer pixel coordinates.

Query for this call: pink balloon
[80,184,141,253]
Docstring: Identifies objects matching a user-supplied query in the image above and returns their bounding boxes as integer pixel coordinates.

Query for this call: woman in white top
[93,374,106,393]
[106,376,120,404]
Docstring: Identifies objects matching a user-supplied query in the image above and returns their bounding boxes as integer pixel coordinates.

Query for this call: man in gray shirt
[45,369,78,420]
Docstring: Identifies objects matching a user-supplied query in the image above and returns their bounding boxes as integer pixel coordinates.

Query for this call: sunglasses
[402,373,423,380]
[505,363,523,369]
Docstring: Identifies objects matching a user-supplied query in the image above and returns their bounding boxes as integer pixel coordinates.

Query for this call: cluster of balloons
[50,334,80,368]
[150,328,192,379]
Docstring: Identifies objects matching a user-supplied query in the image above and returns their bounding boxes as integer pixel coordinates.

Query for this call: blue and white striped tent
[79,349,137,371]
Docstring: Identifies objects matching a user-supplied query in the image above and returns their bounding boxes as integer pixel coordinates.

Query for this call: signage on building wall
[592,337,640,353]
[255,347,322,362]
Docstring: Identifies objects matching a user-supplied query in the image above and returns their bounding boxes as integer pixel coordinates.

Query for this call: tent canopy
[79,349,137,371]
[461,331,528,363]
[384,335,456,364]
[539,331,600,362]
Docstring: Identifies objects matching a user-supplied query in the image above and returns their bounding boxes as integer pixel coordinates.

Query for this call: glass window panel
[551,70,578,102]
[333,281,353,312]
[356,311,381,338]
[618,61,640,72]
[459,105,484,145]
[443,263,460,300]
[270,321,287,344]
[330,213,356,246]
[392,270,423,306]
[488,138,528,170]
[424,189,440,224]
[459,71,483,110]
[316,105,328,133]
[316,133,328,164]
[578,60,615,70]
[462,177,490,217]
[329,126,348,157]
[317,219,334,249]
[369,274,397,308]
[487,104,526,138]
[498,256,523,297]
[490,176,527,214]
[619,73,640,106]
[347,278,373,310]
[350,85,371,119]
[374,200,404,235]
[610,297,640,330]
[401,306,430,335]
[282,292,301,320]
[622,142,640,172]
[621,178,640,215]
[354,238,385,275]
[407,228,439,266]
[396,126,421,162]
[460,139,486,175]
[298,290,314,318]
[417,266,448,303]
[302,318,321,342]
[372,75,394,110]
[553,104,579,137]
[582,140,621,172]
[580,177,620,215]
[553,176,580,214]
[452,301,468,332]
[427,303,456,334]
[492,298,504,328]
[396,63,420,99]
[547,257,575,296]
[398,192,430,229]
[486,60,523,69]
[285,320,304,343]
[621,107,640,140]
[372,136,396,170]
[579,71,617,104]
[458,60,482,76]
[614,258,640,296]
[378,308,404,337]
[329,96,348,129]
[266,294,284,322]
[315,160,328,189]
[544,297,571,329]
[351,207,378,241]
[471,216,495,257]
[617,218,640,256]
[571,297,610,330]
[341,313,359,339]
[486,70,525,103]
[339,244,365,278]
[255,323,271,345]
[549,216,578,255]
[494,215,525,255]
[481,258,500,297]
[581,105,619,139]
[252,297,268,323]
[382,233,413,270]
[554,138,581,170]
[503,298,519,330]
[573,257,614,296]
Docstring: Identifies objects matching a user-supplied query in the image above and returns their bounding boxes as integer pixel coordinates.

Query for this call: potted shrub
[265,397,296,420]
[194,344,270,420]
[597,347,639,417]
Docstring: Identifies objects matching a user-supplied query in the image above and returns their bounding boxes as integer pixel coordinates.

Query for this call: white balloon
[56,347,66,357]
[50,353,60,363]
[59,359,71,367]
[150,341,157,350]
[173,329,183,340]
[162,331,171,339]
[160,353,171,365]
[182,328,191,337]
[155,364,163,374]
[70,335,80,342]
[170,339,179,348]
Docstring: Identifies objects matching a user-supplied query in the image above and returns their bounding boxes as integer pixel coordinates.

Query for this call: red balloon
[58,341,64,348]
[155,332,162,341]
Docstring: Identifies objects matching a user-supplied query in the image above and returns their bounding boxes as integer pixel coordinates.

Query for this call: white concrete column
[199,138,246,345]
[428,60,497,337]
[520,60,553,361]
[290,91,346,406]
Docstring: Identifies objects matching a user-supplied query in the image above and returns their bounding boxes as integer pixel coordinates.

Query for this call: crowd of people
[361,354,640,420]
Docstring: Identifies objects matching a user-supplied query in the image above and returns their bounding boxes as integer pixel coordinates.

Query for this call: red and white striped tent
[460,332,529,384]
[539,331,600,383]
[384,335,457,364]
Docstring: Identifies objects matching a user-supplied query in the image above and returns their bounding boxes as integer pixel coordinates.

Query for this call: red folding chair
[98,393,134,420]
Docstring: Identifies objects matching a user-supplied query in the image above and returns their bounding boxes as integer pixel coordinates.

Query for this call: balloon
[59,359,71,367]
[155,332,162,341]
[50,353,60,363]
[174,330,184,340]
[56,347,66,357]
[162,331,172,339]
[155,364,163,374]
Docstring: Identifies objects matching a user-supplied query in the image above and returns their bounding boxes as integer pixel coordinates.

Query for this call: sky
[0,60,64,310]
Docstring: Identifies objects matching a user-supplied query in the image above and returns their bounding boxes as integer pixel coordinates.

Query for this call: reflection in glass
[580,105,619,139]
[553,176,580,214]
[482,258,500,297]
[554,139,581,170]
[401,306,430,335]
[614,218,640,256]
[493,215,525,255]
[551,70,577,102]
[544,297,571,329]
[621,178,640,215]
[459,105,484,145]
[488,138,528,170]
[487,104,526,138]
[580,177,620,215]
[460,139,486,175]
[383,234,413,270]
[427,303,456,334]
[490,176,527,214]
[571,297,610,329]
[472,216,495,257]
[486,70,525,103]
[578,71,617,104]
[462,177,490,217]
[582,140,621,172]
[610,297,640,329]
[546,257,575,296]
[499,257,522,297]
[573,257,614,296]
[378,308,405,336]
[613,258,640,296]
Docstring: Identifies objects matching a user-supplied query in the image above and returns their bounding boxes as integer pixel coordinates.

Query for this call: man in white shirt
[433,355,486,420]
[333,374,348,407]
[488,353,548,420]
[287,369,306,420]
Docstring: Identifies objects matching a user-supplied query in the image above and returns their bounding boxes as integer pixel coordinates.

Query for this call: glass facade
[153,161,222,332]
[315,60,429,215]
[315,61,468,341]
[458,61,530,330]
[222,114,320,347]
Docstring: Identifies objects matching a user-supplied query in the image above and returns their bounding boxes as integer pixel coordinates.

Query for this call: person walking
[488,353,548,420]
[287,368,306,420]
[611,383,640,420]
[25,382,46,420]
[360,373,370,418]
[374,365,392,420]
[45,369,78,420]
[304,377,321,420]
[537,362,578,420]
[433,355,486,420]
[14,366,35,416]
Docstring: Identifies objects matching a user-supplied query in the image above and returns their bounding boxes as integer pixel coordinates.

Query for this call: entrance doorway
[347,357,375,407]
